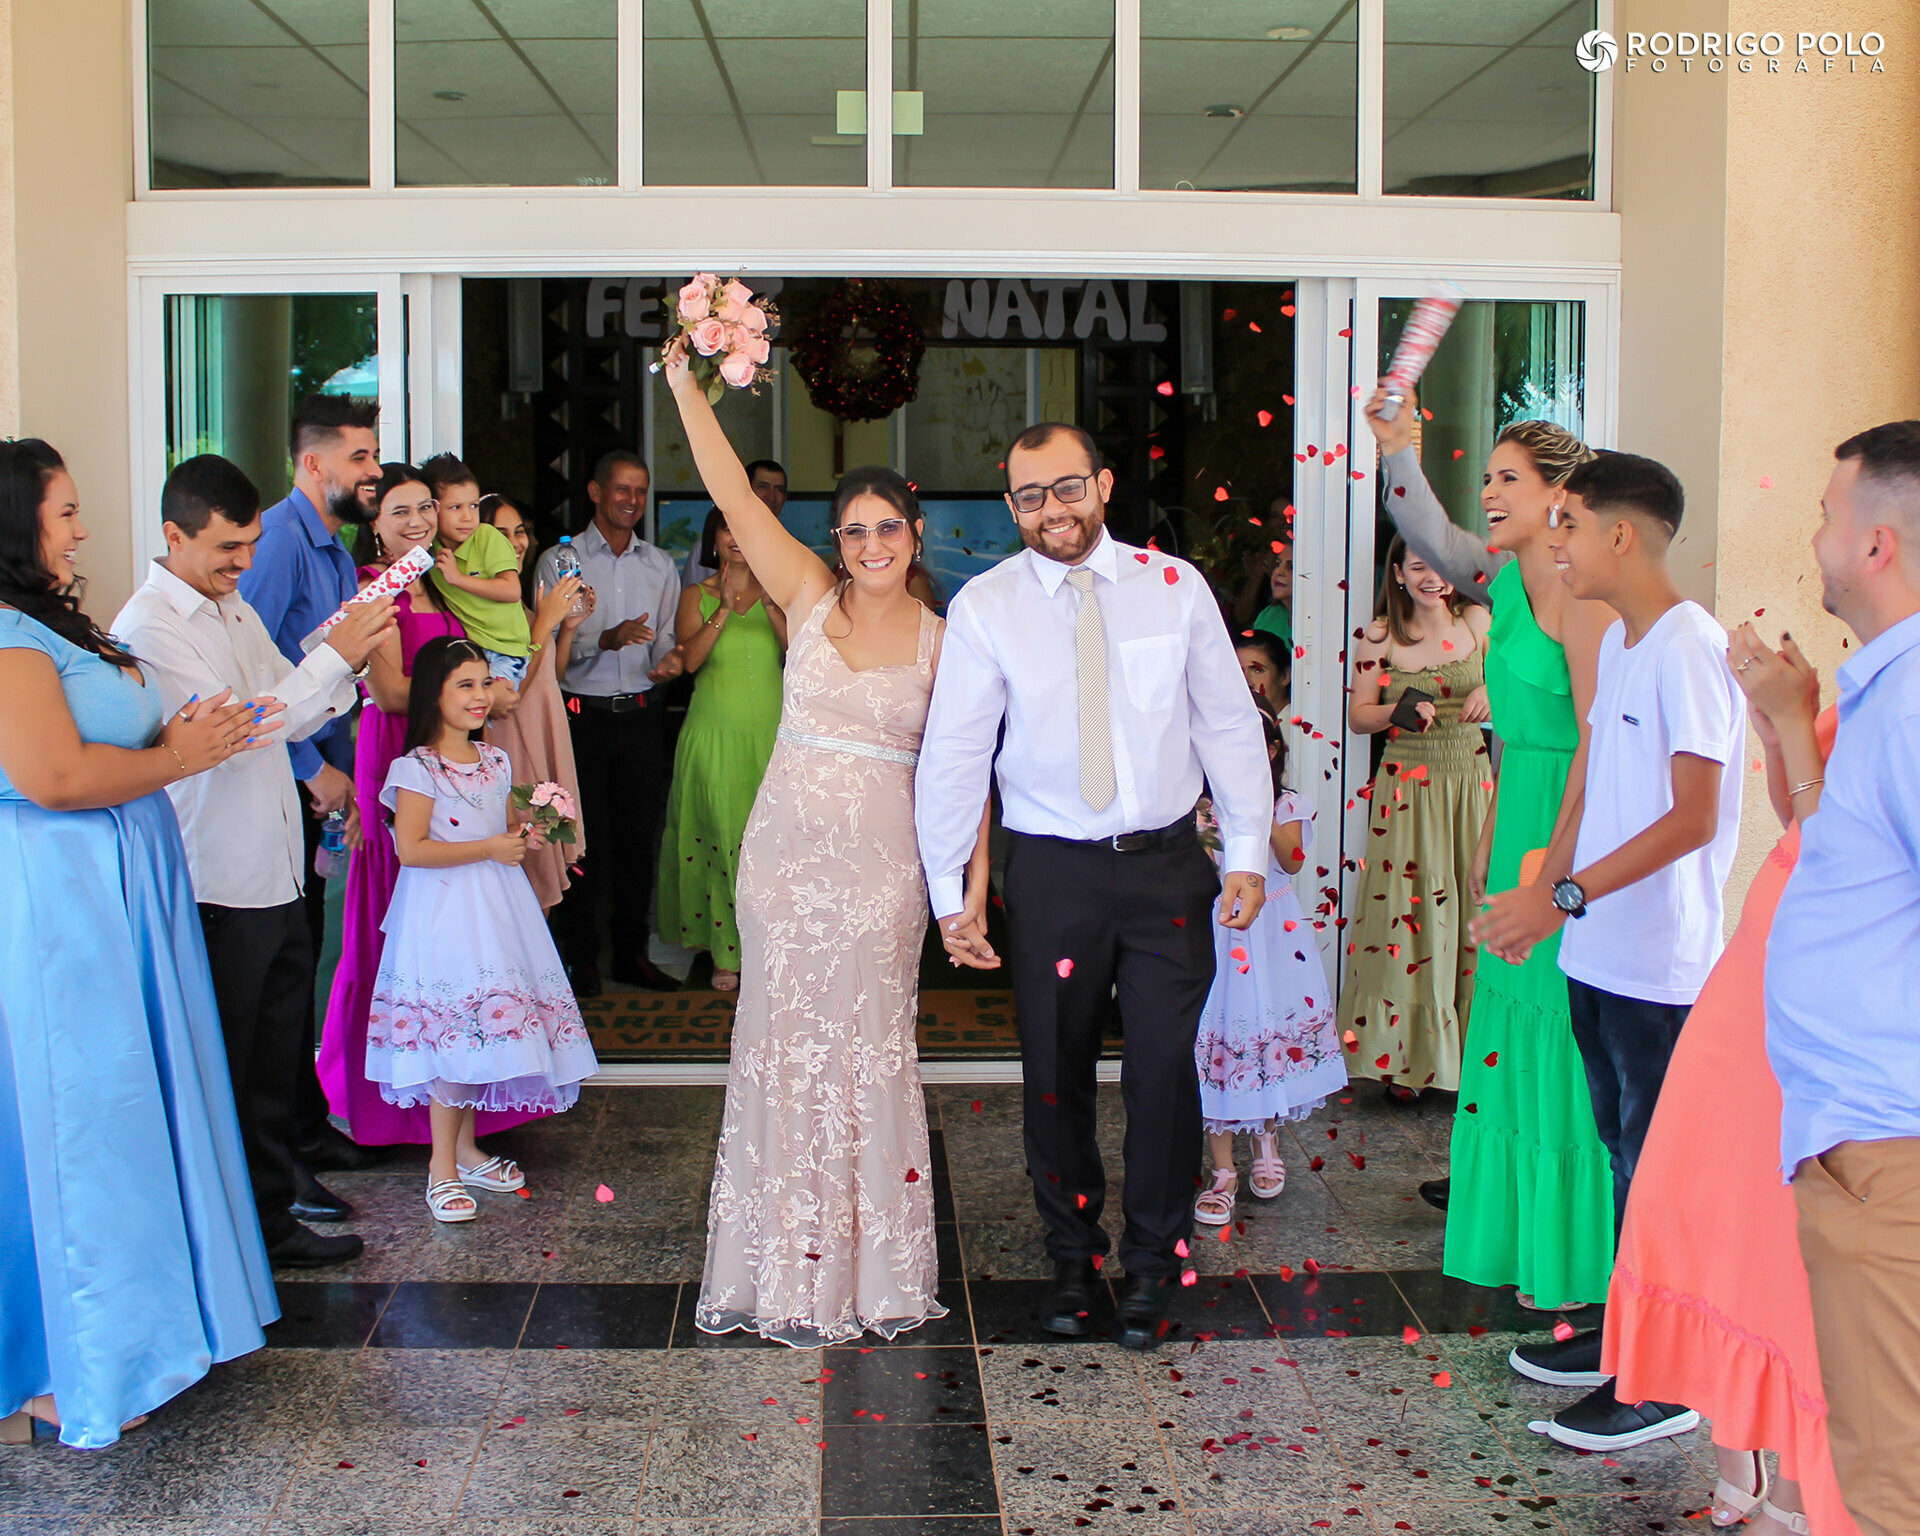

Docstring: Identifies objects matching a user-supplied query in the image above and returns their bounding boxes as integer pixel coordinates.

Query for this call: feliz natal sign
[579,276,1168,346]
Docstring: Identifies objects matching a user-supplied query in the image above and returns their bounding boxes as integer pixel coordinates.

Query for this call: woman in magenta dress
[317,464,542,1145]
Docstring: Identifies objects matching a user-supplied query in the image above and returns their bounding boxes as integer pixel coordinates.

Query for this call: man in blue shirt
[1764,420,1920,1536]
[238,394,383,1186]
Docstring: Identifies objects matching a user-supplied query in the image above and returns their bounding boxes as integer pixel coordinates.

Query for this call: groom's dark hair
[1006,422,1104,486]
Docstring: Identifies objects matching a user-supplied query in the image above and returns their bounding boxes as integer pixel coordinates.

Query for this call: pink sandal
[1194,1167,1237,1226]
[1250,1130,1286,1199]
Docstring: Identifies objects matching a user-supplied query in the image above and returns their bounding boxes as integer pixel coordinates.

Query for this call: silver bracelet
[1789,777,1824,796]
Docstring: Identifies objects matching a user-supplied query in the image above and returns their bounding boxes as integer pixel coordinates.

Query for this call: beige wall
[13,0,132,610]
[0,0,18,436]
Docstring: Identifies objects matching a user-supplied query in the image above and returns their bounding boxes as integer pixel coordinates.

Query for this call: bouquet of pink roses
[510,780,579,845]
[654,272,777,402]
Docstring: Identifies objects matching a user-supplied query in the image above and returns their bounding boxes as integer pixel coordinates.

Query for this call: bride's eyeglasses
[1007,476,1091,516]
[835,518,911,545]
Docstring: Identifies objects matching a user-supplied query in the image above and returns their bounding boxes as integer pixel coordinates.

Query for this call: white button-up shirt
[916,529,1273,917]
[113,560,358,909]
[533,522,681,697]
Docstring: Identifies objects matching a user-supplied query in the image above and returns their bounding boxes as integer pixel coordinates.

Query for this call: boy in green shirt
[425,456,532,684]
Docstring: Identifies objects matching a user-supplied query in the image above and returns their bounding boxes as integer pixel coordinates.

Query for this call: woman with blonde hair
[1364,392,1617,1318]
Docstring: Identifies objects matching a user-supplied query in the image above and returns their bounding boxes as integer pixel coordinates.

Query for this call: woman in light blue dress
[0,440,277,1449]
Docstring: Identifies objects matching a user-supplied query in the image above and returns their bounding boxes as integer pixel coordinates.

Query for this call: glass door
[131,274,407,572]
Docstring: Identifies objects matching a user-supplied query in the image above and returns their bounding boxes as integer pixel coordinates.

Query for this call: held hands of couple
[162,689,288,779]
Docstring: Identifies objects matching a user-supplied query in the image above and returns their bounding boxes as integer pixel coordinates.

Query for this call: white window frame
[130,0,1614,209]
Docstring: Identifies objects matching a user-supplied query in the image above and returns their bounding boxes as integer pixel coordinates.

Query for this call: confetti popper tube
[1376,282,1465,422]
[301,543,432,652]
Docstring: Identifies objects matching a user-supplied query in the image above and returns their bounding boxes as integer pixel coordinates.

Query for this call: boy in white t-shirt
[1473,451,1745,1454]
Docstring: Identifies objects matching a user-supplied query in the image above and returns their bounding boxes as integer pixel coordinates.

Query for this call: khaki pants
[1795,1137,1920,1536]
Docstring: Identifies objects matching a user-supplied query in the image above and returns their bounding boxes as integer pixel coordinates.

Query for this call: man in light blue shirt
[237,393,384,1183]
[1764,420,1920,1536]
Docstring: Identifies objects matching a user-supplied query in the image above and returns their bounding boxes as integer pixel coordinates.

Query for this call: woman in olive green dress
[657,515,786,991]
[1365,390,1616,1311]
[1339,535,1492,1099]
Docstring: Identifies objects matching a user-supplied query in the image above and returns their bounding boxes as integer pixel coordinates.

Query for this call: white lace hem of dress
[1204,1095,1332,1138]
[693,1300,950,1351]
[379,1074,582,1114]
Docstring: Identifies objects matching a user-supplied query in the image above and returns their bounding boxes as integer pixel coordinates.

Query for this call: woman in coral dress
[1605,624,1851,1536]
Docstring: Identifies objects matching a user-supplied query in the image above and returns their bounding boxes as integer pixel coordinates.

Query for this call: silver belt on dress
[776,724,919,767]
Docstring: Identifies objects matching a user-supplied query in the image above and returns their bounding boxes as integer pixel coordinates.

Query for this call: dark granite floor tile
[936,1221,965,1281]
[367,1282,537,1349]
[265,1282,395,1348]
[1390,1270,1602,1338]
[823,1345,985,1425]
[668,1290,972,1350]
[522,1282,681,1350]
[820,1421,998,1518]
[927,1129,959,1226]
[967,1278,1117,1346]
[1250,1268,1423,1340]
[820,1520,1005,1536]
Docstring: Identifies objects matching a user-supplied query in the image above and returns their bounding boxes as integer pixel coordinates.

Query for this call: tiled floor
[3,1085,1725,1534]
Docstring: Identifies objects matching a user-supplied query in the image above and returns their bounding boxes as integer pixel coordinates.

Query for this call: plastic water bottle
[314,811,348,881]
[552,536,587,616]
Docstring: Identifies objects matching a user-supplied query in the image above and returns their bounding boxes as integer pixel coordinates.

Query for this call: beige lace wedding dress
[694,590,948,1347]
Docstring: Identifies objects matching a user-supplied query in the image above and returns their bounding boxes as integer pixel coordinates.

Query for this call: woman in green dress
[657,513,786,991]
[1364,388,1617,1310]
[1340,536,1492,1098]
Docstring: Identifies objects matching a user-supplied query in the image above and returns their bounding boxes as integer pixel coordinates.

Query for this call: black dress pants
[200,899,314,1246]
[1002,825,1220,1278]
[561,696,668,969]
[294,795,333,1148]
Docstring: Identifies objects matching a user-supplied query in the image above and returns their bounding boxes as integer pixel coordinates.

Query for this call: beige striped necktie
[1067,565,1116,811]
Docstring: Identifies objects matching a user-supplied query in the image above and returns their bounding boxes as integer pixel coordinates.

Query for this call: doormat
[580,989,1034,1062]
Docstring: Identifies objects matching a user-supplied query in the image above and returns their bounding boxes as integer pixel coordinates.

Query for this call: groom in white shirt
[115,455,395,1269]
[916,423,1272,1350]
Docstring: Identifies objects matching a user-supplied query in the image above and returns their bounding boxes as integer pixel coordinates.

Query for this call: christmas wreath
[789,279,925,422]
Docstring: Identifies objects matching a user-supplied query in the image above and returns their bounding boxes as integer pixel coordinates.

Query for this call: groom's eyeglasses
[1007,476,1092,516]
[835,518,911,545]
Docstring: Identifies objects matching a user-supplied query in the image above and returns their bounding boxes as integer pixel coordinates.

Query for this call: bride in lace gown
[665,344,994,1347]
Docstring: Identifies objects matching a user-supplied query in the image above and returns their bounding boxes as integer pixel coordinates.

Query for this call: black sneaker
[1508,1328,1608,1387]
[1534,1380,1701,1450]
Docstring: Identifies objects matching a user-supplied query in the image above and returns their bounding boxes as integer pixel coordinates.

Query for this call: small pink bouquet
[652,272,778,402]
[510,780,579,845]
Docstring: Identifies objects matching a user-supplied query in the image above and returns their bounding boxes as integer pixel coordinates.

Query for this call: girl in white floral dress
[1192,703,1346,1225]
[369,637,598,1225]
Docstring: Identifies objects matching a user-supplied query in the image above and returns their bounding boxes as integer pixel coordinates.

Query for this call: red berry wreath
[789,279,926,422]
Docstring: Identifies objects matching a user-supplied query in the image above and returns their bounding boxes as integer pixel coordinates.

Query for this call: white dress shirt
[112,560,358,909]
[916,529,1273,917]
[533,522,681,696]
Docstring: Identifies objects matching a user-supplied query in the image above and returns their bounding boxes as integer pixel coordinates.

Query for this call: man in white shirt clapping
[916,423,1272,1351]
[114,456,395,1269]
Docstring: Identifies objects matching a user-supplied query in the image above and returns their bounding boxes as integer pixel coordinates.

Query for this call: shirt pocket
[1118,634,1184,714]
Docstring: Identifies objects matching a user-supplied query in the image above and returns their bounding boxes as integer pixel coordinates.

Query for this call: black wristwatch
[1550,878,1589,919]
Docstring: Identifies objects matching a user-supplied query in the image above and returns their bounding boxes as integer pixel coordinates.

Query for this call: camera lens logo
[1576,30,1618,71]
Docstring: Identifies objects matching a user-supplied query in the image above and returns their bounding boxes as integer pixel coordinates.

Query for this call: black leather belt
[566,691,651,715]
[1041,815,1196,854]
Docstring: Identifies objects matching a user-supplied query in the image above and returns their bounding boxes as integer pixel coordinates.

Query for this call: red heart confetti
[1164,567,1179,584]
[1180,1269,1198,1286]
[1055,958,1074,978]
[1553,1320,1576,1341]
[1483,1051,1498,1067]
[1432,1371,1451,1388]
[1452,449,1465,459]
[904,1167,920,1183]
[1155,380,1173,396]
[594,1183,615,1203]
[1402,1326,1421,1344]
[1257,410,1274,427]
[1758,474,1774,489]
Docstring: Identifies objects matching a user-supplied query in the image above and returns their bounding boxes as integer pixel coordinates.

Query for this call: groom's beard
[1019,506,1104,565]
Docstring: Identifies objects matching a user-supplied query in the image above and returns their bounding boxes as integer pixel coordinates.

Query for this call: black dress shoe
[1042,1257,1098,1336]
[289,1176,354,1223]
[295,1125,392,1173]
[611,954,680,991]
[1539,1380,1701,1450]
[1418,1177,1450,1211]
[569,960,603,998]
[1508,1328,1607,1387]
[267,1225,365,1269]
[1114,1273,1170,1352]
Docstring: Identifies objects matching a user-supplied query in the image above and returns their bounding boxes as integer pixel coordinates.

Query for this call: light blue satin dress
[0,608,276,1448]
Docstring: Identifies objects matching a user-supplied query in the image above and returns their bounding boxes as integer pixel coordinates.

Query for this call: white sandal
[457,1155,525,1192]
[426,1178,478,1223]
[1194,1167,1237,1227]
[1711,1449,1767,1528]
[1249,1131,1287,1200]
[1757,1500,1809,1536]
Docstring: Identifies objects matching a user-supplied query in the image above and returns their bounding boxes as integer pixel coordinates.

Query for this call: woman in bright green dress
[657,514,786,991]
[1364,390,1619,1310]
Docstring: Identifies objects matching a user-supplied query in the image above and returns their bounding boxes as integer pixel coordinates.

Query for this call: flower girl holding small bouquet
[367,636,599,1223]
